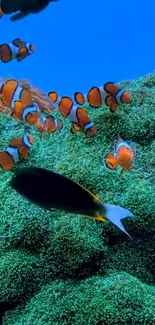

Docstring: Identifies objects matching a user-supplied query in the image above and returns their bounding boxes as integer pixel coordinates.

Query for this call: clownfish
[0,134,33,170]
[48,91,96,136]
[35,116,48,134]
[74,82,131,112]
[9,134,34,160]
[103,82,131,112]
[104,136,135,173]
[0,38,35,63]
[35,115,63,134]
[11,100,40,125]
[0,78,33,110]
[10,166,134,238]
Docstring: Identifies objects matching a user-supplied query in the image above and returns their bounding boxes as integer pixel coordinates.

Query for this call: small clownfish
[9,134,34,160]
[0,38,35,63]
[35,117,48,134]
[103,82,131,112]
[48,92,96,136]
[11,100,40,125]
[104,136,135,173]
[0,146,20,170]
[46,116,63,133]
[10,166,134,238]
[73,82,131,112]
[35,116,63,134]
[0,134,33,170]
[0,78,33,110]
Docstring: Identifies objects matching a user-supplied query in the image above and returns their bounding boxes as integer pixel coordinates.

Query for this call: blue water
[1,0,155,96]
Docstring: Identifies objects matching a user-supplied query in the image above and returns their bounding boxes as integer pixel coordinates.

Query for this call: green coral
[1,72,155,324]
[3,273,155,325]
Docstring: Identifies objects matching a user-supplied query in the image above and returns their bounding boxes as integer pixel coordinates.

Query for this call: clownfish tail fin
[96,202,134,238]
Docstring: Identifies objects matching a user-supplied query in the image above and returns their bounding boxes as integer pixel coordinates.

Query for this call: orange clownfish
[74,82,131,112]
[0,134,33,171]
[11,100,40,125]
[35,115,63,134]
[9,134,34,160]
[35,116,48,134]
[48,91,96,136]
[0,38,35,63]
[0,78,33,110]
[104,136,135,173]
[103,82,131,112]
[46,116,63,133]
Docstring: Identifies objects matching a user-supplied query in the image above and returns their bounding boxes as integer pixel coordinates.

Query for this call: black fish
[1,0,59,21]
[10,167,134,237]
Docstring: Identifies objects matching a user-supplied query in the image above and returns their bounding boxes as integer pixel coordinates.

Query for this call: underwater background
[0,0,155,95]
[0,0,155,324]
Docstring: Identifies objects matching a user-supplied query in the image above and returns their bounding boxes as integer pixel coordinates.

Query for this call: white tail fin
[104,203,134,238]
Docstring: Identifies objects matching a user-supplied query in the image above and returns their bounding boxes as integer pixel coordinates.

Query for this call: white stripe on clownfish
[22,103,39,122]
[83,121,94,132]
[10,84,23,109]
[5,146,19,163]
[66,105,79,124]
[22,135,32,148]
[116,89,125,104]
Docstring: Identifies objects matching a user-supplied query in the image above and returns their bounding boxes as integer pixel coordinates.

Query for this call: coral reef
[19,79,56,114]
[1,72,155,324]
[0,77,55,114]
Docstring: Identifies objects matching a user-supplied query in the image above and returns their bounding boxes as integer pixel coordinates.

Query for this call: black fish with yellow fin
[0,0,59,21]
[10,167,134,238]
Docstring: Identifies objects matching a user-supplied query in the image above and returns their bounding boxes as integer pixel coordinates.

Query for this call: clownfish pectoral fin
[104,152,118,170]
[74,92,85,105]
[70,127,76,134]
[103,203,134,238]
[70,123,79,134]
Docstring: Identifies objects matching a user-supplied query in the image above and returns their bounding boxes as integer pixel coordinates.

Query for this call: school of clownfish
[0,2,139,239]
[0,37,135,174]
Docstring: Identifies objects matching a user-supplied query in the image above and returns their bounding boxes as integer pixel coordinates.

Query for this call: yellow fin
[77,182,101,201]
[95,215,107,222]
